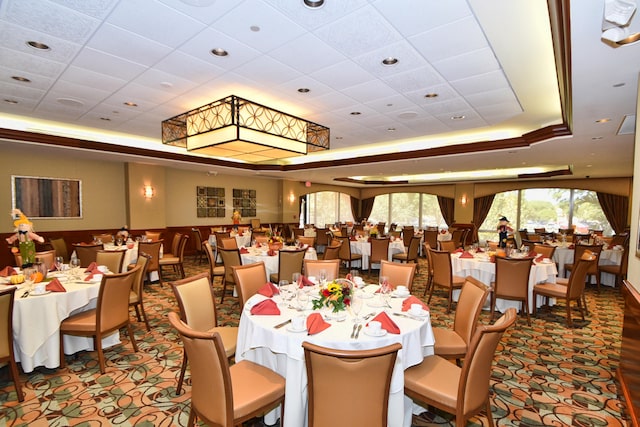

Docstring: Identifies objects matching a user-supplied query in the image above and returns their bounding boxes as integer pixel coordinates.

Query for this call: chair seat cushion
[212,266,225,276]
[533,282,567,298]
[452,275,466,285]
[129,290,139,304]
[432,328,466,356]
[60,309,97,333]
[599,264,620,274]
[404,355,460,409]
[392,254,409,260]
[159,256,180,264]
[555,277,569,285]
[231,360,285,421]
[208,326,239,358]
[269,273,278,283]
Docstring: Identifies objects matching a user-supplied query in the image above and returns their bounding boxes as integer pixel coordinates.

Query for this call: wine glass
[379,275,390,307]
[319,269,327,286]
[54,256,64,272]
[351,290,363,323]
[297,289,309,311]
[292,272,301,288]
[276,280,289,307]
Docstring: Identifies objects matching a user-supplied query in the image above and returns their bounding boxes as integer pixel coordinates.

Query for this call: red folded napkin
[85,262,98,273]
[239,247,249,254]
[267,249,277,256]
[250,299,280,315]
[298,275,315,288]
[476,247,484,253]
[528,251,538,258]
[239,232,244,236]
[568,244,575,249]
[535,254,545,263]
[401,295,429,312]
[306,312,330,335]
[459,251,474,258]
[46,278,66,292]
[0,266,17,277]
[440,229,447,234]
[368,311,400,334]
[490,255,496,263]
[258,282,279,297]
[454,248,464,253]
[350,236,356,241]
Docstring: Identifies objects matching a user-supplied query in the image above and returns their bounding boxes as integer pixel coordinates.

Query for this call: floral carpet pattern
[0,256,629,426]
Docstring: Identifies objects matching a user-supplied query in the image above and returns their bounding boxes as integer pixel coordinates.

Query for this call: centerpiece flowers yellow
[312,281,352,313]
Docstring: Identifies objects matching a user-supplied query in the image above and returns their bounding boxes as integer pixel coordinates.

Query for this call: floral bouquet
[268,235,284,244]
[312,280,352,313]
[369,225,379,236]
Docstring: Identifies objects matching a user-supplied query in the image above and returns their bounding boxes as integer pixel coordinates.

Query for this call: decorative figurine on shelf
[116,225,130,241]
[231,210,242,231]
[6,209,45,267]
[497,216,513,248]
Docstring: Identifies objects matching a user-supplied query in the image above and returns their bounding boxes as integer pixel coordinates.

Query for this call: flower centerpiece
[369,225,379,237]
[268,234,284,250]
[312,280,352,313]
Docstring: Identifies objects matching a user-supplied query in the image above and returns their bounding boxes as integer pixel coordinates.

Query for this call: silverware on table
[354,324,363,339]
[362,312,376,321]
[273,319,291,329]
[350,323,358,338]
[392,312,421,320]
[21,291,29,298]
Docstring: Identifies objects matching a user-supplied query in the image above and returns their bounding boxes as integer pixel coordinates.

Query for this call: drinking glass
[70,257,80,269]
[292,272,301,287]
[54,256,64,272]
[351,291,363,322]
[319,269,327,285]
[297,289,309,311]
[379,275,390,307]
[276,280,289,307]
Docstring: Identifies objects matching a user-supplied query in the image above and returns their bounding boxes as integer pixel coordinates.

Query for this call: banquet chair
[599,245,628,287]
[433,276,490,363]
[369,237,390,273]
[490,257,534,325]
[159,234,189,280]
[250,218,262,230]
[564,243,603,291]
[404,308,517,427]
[164,233,183,259]
[233,262,268,310]
[392,235,421,271]
[450,229,463,248]
[270,247,306,284]
[191,228,205,264]
[427,248,466,313]
[219,237,239,250]
[203,241,225,286]
[532,243,556,260]
[171,271,239,395]
[254,235,269,245]
[423,229,438,251]
[93,233,114,244]
[304,259,340,281]
[0,287,23,401]
[96,250,125,273]
[380,260,416,292]
[438,240,457,252]
[335,236,362,270]
[422,243,435,295]
[15,249,57,270]
[314,228,330,254]
[402,226,415,249]
[302,341,401,427]
[49,237,70,263]
[168,312,285,427]
[533,257,595,327]
[137,240,163,285]
[218,248,242,303]
[128,254,151,331]
[144,231,162,241]
[72,243,103,267]
[60,267,140,374]
[297,235,315,248]
[610,233,630,247]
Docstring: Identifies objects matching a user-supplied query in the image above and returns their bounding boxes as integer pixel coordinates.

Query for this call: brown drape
[361,197,375,222]
[596,192,629,234]
[437,196,455,227]
[350,196,360,222]
[473,194,495,242]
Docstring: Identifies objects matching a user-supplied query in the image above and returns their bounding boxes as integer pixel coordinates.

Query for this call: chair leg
[59,333,66,368]
[9,359,24,402]
[187,405,196,427]
[139,302,151,331]
[427,283,435,304]
[490,294,496,321]
[446,288,453,314]
[177,351,188,394]
[134,304,143,322]
[127,323,139,352]
[485,399,495,427]
[566,301,573,328]
[220,277,227,303]
[96,337,107,374]
[523,300,531,326]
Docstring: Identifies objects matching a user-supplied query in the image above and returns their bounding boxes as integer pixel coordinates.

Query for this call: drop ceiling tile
[382,66,444,94]
[59,66,126,92]
[0,95,39,109]
[86,24,173,67]
[276,75,333,99]
[40,90,100,110]
[0,66,55,91]
[46,80,111,103]
[404,83,458,105]
[450,70,510,96]
[264,0,368,30]
[107,0,206,48]
[310,91,360,112]
[269,32,346,75]
[71,48,147,81]
[422,98,471,116]
[179,27,261,71]
[353,40,428,78]
[0,47,66,79]
[0,81,45,101]
[50,0,119,19]
[432,47,500,82]
[475,101,522,122]
[466,88,519,109]
[0,21,82,63]
[2,0,100,43]
[341,79,396,104]
[158,0,241,24]
[154,51,225,84]
[364,94,417,114]
[132,68,199,95]
[35,100,89,119]
[309,60,376,91]
[372,0,471,37]
[233,56,303,86]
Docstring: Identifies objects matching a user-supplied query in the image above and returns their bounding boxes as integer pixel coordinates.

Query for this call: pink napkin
[528,251,538,258]
[267,249,277,256]
[306,312,331,335]
[250,299,280,315]
[568,244,575,249]
[368,311,400,334]
[535,254,545,263]
[258,282,279,297]
[46,278,66,292]
[476,247,484,253]
[239,247,249,254]
[0,266,17,277]
[84,262,98,273]
[401,296,429,312]
[454,248,464,253]
[459,251,474,258]
[298,275,315,288]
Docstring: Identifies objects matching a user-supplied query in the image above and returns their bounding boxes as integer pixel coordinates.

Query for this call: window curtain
[361,197,375,222]
[350,196,360,222]
[437,196,455,226]
[596,192,629,234]
[473,194,495,242]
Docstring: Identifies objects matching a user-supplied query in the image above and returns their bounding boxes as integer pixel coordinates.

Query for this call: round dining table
[552,244,624,285]
[349,237,406,270]
[235,288,435,427]
[239,245,317,280]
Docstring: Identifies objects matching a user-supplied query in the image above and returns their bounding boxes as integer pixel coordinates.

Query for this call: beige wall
[0,144,126,233]
[627,79,639,290]
[126,163,166,230]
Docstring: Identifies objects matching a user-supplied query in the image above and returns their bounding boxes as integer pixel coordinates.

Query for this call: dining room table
[450,250,558,312]
[349,237,406,270]
[239,244,318,280]
[552,243,624,285]
[208,230,252,249]
[2,268,120,373]
[235,284,435,427]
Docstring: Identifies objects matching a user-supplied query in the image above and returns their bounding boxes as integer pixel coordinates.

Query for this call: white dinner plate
[407,309,429,318]
[286,325,307,333]
[391,291,410,298]
[30,290,51,296]
[363,327,387,337]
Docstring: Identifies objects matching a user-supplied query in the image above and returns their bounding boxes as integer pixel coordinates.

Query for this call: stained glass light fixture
[162,95,330,162]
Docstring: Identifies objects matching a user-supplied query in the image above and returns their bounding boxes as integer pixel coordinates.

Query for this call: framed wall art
[197,186,226,218]
[232,188,256,217]
[11,175,82,219]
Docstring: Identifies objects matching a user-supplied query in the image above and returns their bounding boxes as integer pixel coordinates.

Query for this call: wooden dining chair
[369,237,390,273]
[303,341,401,427]
[218,247,242,303]
[401,226,415,249]
[49,237,70,263]
[191,227,205,264]
[93,233,114,244]
[564,243,603,292]
[159,234,189,280]
[0,287,23,401]
[60,267,140,374]
[490,257,534,325]
[219,237,239,250]
[170,271,239,395]
[322,244,341,261]
[203,241,225,286]
[599,245,628,287]
[303,259,340,281]
[297,235,316,248]
[137,240,163,285]
[96,250,125,274]
[335,236,362,270]
[233,262,268,310]
[423,229,438,251]
[391,235,421,271]
[438,240,457,252]
[404,308,517,427]
[427,248,466,313]
[72,243,104,267]
[379,260,417,292]
[128,254,151,331]
[144,231,162,241]
[532,243,556,259]
[168,312,285,427]
[270,247,306,284]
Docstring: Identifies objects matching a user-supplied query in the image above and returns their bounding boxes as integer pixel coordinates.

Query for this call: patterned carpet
[0,255,629,426]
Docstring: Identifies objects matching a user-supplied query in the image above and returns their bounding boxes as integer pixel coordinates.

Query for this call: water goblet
[54,256,64,272]
[351,291,363,323]
[379,275,391,307]
[276,280,289,307]
[297,289,309,311]
[319,269,327,285]
[292,272,301,287]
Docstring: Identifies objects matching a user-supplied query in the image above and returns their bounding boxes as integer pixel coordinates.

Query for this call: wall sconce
[288,193,296,204]
[460,194,468,207]
[143,185,156,199]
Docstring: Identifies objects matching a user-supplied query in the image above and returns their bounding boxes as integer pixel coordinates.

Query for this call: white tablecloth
[7,273,120,373]
[451,253,558,312]
[240,246,318,280]
[236,291,435,427]
[349,239,406,270]
[208,233,252,249]
[553,246,623,286]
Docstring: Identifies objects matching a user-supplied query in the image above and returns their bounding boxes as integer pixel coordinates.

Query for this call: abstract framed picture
[11,175,82,219]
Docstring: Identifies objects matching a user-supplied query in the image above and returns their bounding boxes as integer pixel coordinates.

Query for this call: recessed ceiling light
[386,103,393,107]
[592,136,603,140]
[382,57,398,66]
[4,99,18,104]
[297,88,310,93]
[303,0,324,9]
[335,136,343,140]
[595,118,611,123]
[11,76,31,82]
[57,98,84,107]
[100,117,111,121]
[210,48,229,57]
[451,115,465,120]
[350,111,361,115]
[613,82,625,87]
[160,81,173,88]
[123,101,138,107]
[250,25,260,32]
[26,41,50,50]
[424,93,438,98]
[387,127,396,132]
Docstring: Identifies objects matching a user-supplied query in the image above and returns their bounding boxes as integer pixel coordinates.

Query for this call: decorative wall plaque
[197,186,225,218]
[232,188,256,217]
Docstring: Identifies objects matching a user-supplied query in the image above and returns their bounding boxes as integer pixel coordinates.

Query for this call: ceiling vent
[617,114,636,135]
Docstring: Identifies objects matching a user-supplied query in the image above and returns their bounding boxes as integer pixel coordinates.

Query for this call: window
[369,193,445,229]
[306,191,353,226]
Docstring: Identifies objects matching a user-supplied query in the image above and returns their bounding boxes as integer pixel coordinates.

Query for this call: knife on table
[274,319,291,329]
